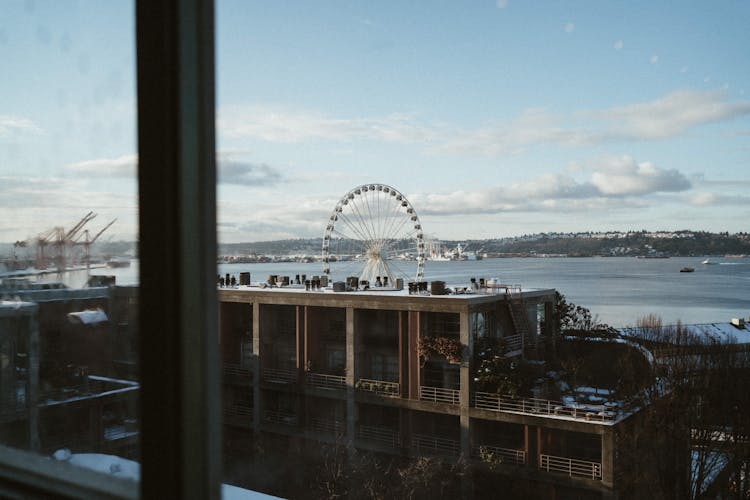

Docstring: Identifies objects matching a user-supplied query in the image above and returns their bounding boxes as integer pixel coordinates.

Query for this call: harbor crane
[33,212,114,270]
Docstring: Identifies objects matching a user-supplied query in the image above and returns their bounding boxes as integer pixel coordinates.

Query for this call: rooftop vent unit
[730,318,745,329]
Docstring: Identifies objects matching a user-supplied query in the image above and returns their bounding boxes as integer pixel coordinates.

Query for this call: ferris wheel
[322,184,425,285]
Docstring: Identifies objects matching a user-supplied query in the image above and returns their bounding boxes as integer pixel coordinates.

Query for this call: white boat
[702,259,717,265]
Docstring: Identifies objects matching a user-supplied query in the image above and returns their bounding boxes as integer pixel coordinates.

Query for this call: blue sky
[1,1,748,243]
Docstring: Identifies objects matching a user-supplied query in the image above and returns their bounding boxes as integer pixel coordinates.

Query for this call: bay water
[26,256,750,328]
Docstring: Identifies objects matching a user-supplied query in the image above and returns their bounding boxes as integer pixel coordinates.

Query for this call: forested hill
[217,231,750,258]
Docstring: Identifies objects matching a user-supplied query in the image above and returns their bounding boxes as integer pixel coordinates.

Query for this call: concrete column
[407,311,420,399]
[398,311,408,399]
[251,302,261,433]
[345,307,356,448]
[295,306,304,384]
[459,310,472,457]
[28,307,40,451]
[601,430,615,487]
[459,310,474,499]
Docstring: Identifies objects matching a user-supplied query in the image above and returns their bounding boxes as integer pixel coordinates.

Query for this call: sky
[1,1,749,244]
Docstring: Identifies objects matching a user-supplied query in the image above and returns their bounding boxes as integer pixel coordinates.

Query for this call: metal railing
[420,386,460,405]
[262,367,297,384]
[263,409,298,427]
[539,454,602,480]
[356,378,400,397]
[103,425,139,442]
[473,392,618,422]
[503,334,523,353]
[358,424,400,449]
[472,444,526,465]
[307,372,346,390]
[412,433,460,457]
[223,362,252,381]
[308,417,344,435]
[224,402,253,418]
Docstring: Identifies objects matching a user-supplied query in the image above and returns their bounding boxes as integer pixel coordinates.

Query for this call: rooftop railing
[539,454,602,480]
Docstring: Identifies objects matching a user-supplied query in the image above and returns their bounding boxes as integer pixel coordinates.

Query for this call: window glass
[0,0,139,488]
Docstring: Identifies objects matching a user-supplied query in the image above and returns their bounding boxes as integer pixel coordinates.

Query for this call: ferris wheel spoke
[380,197,407,240]
[359,190,380,243]
[348,195,378,244]
[336,211,374,245]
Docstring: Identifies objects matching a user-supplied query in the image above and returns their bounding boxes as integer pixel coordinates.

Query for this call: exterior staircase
[505,286,534,357]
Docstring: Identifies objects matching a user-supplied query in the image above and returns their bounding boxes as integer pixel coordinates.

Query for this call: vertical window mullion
[136,1,220,499]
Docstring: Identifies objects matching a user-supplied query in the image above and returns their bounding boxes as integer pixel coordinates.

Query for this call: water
[22,257,750,328]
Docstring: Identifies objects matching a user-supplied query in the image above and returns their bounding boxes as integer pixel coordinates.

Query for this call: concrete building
[218,279,635,498]
[0,285,139,459]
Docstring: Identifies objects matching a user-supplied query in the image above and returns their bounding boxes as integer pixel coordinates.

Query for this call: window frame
[0,0,222,498]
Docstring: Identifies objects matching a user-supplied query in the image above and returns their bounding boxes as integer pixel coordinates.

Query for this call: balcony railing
[420,385,460,405]
[0,395,28,421]
[472,444,526,465]
[473,392,618,422]
[356,378,400,397]
[503,334,523,353]
[539,454,602,480]
[223,402,253,428]
[222,362,252,383]
[358,424,400,449]
[262,367,297,384]
[263,409,298,427]
[308,416,344,435]
[412,433,460,457]
[307,372,346,390]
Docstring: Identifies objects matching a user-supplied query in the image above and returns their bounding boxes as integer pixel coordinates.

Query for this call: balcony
[306,372,346,391]
[411,433,460,457]
[471,444,526,466]
[223,401,253,427]
[0,393,29,422]
[222,362,252,385]
[356,378,399,397]
[539,454,602,480]
[263,409,299,427]
[308,416,344,436]
[503,334,523,354]
[420,385,460,405]
[262,367,297,385]
[358,424,400,449]
[473,392,618,423]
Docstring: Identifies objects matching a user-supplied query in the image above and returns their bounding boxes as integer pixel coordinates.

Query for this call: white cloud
[649,55,659,64]
[565,23,575,33]
[687,191,750,207]
[66,154,137,178]
[598,89,750,140]
[218,90,750,158]
[219,107,438,145]
[589,156,691,195]
[614,40,623,50]
[0,115,43,138]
